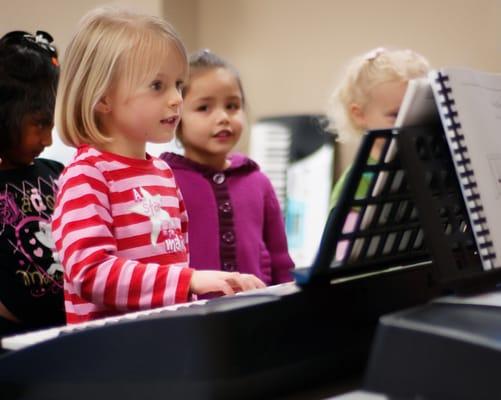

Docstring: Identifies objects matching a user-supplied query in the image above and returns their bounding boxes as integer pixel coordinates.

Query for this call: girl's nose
[41,128,53,147]
[168,88,183,109]
[216,109,230,124]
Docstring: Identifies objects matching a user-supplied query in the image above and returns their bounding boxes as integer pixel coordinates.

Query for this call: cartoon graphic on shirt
[0,192,20,225]
[34,221,64,277]
[130,187,185,252]
[1,176,63,297]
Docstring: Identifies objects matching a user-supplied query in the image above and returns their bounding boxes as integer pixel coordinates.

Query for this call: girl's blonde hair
[328,47,429,142]
[56,6,188,147]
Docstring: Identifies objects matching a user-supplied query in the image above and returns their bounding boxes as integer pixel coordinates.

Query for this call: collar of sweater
[162,152,259,175]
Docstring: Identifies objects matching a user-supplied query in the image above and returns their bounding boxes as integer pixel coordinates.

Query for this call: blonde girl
[53,7,264,323]
[328,47,430,207]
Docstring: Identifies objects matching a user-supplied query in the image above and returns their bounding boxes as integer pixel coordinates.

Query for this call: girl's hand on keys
[190,270,266,296]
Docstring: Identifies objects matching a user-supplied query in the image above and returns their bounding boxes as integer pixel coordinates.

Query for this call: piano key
[1,298,208,351]
[1,282,297,351]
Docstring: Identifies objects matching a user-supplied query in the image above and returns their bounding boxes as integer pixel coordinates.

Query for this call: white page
[430,67,501,270]
[395,77,439,128]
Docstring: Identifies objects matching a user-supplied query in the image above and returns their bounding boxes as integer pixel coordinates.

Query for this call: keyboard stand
[363,123,501,399]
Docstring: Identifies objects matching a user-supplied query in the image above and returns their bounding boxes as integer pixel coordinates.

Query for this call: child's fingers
[239,274,266,290]
[190,270,236,295]
[190,271,266,296]
[227,273,265,292]
[249,274,266,289]
[226,273,247,292]
[217,280,235,296]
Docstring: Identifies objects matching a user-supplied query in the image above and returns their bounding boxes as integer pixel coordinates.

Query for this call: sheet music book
[395,77,439,128]
[427,68,501,271]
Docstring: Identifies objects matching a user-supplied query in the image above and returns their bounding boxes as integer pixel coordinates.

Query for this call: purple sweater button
[219,201,232,213]
[222,231,235,244]
[212,173,225,184]
[223,262,236,271]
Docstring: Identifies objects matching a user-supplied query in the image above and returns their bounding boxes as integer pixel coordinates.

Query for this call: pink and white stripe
[53,145,193,324]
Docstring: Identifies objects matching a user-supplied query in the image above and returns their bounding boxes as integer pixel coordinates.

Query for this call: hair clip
[364,47,386,61]
[29,31,57,58]
[2,30,58,63]
[34,32,52,47]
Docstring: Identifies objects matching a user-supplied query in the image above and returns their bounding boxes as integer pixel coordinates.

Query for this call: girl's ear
[349,102,366,129]
[95,96,112,114]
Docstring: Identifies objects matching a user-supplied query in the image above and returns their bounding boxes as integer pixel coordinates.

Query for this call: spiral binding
[434,71,497,270]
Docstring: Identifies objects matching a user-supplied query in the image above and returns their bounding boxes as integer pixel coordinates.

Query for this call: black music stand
[294,127,430,287]
[397,123,501,291]
[362,123,501,400]
[294,122,501,293]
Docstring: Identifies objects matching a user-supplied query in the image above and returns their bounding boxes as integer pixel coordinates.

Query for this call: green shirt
[329,162,375,210]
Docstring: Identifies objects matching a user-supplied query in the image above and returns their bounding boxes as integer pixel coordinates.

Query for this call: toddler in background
[0,30,64,336]
[53,8,265,324]
[161,50,293,285]
[328,47,430,208]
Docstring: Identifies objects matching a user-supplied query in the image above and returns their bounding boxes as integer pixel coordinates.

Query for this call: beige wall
[196,0,499,114]
[163,0,198,52]
[192,0,500,174]
[1,0,499,173]
[0,0,163,56]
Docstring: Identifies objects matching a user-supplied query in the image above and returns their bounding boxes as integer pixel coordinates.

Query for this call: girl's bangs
[119,31,186,95]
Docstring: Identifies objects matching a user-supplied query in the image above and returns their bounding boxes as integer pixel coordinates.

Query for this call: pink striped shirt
[52,145,193,323]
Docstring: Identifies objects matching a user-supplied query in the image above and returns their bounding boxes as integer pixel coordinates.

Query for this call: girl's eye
[34,118,52,129]
[227,103,240,110]
[196,105,208,112]
[150,81,163,91]
[176,80,184,92]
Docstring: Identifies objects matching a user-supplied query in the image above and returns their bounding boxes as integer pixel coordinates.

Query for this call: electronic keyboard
[0,263,438,400]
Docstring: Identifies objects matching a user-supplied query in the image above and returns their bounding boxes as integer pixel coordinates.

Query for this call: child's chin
[150,134,174,144]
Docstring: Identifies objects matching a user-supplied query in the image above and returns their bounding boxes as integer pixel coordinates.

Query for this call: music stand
[294,128,430,286]
[295,123,501,293]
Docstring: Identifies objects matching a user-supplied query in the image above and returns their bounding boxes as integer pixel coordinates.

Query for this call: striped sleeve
[52,161,192,314]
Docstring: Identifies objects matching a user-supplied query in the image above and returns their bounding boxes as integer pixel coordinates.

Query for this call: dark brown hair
[0,31,59,153]
[185,49,245,105]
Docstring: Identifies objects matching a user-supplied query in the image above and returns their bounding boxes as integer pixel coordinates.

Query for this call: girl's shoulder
[55,146,110,188]
[35,158,65,175]
[228,153,260,173]
[159,152,191,171]
[0,158,63,185]
[159,152,267,181]
[228,154,277,189]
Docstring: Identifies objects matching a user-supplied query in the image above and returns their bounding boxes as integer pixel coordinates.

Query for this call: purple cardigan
[160,152,294,284]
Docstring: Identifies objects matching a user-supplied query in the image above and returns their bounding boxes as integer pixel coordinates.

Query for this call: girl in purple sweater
[161,50,293,285]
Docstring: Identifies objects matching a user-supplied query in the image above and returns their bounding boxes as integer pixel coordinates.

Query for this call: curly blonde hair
[327,47,429,142]
[56,6,187,147]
